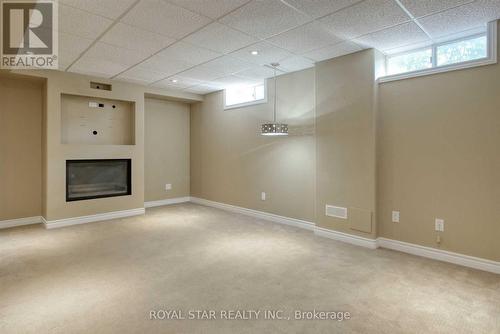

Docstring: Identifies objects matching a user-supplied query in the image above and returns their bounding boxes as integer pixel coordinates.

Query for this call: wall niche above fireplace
[61,94,135,145]
[66,159,131,202]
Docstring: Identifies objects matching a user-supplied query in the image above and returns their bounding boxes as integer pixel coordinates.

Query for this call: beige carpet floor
[1,203,499,333]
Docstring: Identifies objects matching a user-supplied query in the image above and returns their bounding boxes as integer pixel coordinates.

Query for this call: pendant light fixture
[261,63,288,136]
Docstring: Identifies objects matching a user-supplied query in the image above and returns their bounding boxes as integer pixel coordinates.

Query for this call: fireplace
[66,159,131,201]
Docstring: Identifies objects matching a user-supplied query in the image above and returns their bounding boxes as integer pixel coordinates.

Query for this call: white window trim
[223,81,267,110]
[378,20,497,83]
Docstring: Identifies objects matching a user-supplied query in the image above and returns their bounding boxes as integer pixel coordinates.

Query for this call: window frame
[223,81,267,110]
[379,20,497,83]
[385,46,433,76]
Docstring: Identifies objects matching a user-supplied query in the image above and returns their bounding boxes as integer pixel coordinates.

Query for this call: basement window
[380,21,497,83]
[224,81,266,109]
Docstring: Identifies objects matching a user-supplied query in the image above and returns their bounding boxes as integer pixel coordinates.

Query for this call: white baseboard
[145,196,191,208]
[190,197,315,231]
[43,208,145,229]
[0,216,42,229]
[4,199,497,274]
[377,238,500,275]
[314,227,378,249]
[188,197,499,274]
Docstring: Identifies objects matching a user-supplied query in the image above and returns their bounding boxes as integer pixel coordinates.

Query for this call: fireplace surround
[66,159,131,202]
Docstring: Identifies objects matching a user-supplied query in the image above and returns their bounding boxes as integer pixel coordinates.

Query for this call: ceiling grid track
[64,0,142,72]
[110,0,254,81]
[58,0,497,93]
[393,0,435,42]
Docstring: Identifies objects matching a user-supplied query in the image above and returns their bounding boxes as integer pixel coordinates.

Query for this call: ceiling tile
[283,0,363,19]
[69,58,129,78]
[196,56,255,76]
[302,41,363,62]
[85,41,150,66]
[58,32,94,70]
[183,22,258,54]
[116,77,152,86]
[384,40,434,55]
[417,0,500,38]
[433,25,488,43]
[59,4,113,39]
[153,76,205,89]
[137,42,221,75]
[69,42,149,77]
[166,0,250,19]
[154,41,221,65]
[398,0,473,18]
[355,22,430,52]
[235,65,283,80]
[278,55,315,72]
[121,0,211,39]
[138,53,193,76]
[176,66,225,81]
[219,0,311,39]
[59,0,136,19]
[183,85,217,94]
[100,23,176,56]
[190,82,225,92]
[151,82,185,91]
[318,0,410,39]
[267,21,342,53]
[116,66,169,85]
[211,75,262,88]
[229,41,293,65]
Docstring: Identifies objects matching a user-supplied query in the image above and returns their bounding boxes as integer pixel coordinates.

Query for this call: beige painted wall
[1,69,200,222]
[61,94,135,145]
[20,69,201,221]
[0,74,43,220]
[145,98,190,201]
[315,49,379,238]
[191,69,316,222]
[43,71,144,220]
[378,48,500,261]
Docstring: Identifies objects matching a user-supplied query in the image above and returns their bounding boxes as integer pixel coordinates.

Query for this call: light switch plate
[261,192,266,201]
[435,218,444,232]
[392,211,400,223]
[165,183,172,191]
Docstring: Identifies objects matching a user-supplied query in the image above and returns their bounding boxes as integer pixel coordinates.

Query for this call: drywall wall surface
[315,49,378,239]
[377,24,500,261]
[43,71,145,220]
[145,98,190,201]
[0,75,43,220]
[191,68,316,222]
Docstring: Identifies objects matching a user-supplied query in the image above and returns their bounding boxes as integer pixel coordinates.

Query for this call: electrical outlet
[261,192,266,201]
[165,184,172,191]
[435,218,444,232]
[392,211,400,223]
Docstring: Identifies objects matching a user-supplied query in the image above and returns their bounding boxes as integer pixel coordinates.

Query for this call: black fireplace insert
[66,159,131,201]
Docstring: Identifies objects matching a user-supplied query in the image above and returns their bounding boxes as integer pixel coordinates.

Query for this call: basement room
[1,0,499,333]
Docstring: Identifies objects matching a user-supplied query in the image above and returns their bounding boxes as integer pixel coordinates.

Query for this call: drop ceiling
[59,0,500,94]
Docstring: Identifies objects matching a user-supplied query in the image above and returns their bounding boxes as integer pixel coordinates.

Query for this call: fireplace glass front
[66,159,131,201]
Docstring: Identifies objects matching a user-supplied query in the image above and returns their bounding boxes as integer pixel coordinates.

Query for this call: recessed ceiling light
[171,79,178,83]
[250,50,259,55]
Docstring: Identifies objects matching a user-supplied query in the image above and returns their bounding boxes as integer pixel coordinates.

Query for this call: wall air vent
[90,81,112,91]
[325,205,348,219]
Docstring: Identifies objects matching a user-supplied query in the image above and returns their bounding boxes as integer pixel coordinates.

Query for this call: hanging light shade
[261,123,288,136]
[261,63,288,136]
